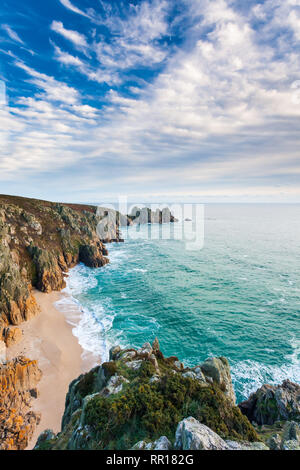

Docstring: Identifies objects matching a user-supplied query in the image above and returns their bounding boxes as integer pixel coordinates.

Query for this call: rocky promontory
[34,339,261,450]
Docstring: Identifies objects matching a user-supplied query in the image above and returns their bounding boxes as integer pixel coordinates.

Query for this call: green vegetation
[84,361,257,450]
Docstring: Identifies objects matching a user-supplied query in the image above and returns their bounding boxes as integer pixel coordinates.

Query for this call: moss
[85,372,258,450]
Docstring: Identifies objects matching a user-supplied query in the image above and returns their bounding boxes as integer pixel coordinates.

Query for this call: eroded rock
[201,357,236,405]
[0,357,42,450]
[175,417,229,450]
[239,380,300,425]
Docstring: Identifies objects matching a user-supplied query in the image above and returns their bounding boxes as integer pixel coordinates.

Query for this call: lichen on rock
[0,356,42,450]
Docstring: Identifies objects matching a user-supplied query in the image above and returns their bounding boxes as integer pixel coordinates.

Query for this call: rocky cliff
[34,339,261,450]
[0,195,115,346]
[0,357,42,450]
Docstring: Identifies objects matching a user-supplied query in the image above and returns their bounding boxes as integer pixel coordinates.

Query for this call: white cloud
[51,21,88,49]
[52,43,84,67]
[51,1,170,84]
[2,24,24,44]
[16,62,80,105]
[2,0,300,201]
[59,0,91,19]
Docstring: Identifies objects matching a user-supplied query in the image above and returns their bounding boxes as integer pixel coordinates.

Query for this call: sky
[1,0,300,203]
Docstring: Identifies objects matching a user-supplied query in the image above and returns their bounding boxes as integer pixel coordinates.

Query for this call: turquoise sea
[57,204,300,403]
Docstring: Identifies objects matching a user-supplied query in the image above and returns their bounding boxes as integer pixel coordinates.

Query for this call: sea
[55,204,300,403]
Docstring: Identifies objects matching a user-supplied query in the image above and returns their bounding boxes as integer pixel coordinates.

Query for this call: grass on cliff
[84,360,258,450]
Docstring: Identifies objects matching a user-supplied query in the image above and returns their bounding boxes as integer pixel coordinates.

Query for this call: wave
[55,264,118,363]
[232,337,300,401]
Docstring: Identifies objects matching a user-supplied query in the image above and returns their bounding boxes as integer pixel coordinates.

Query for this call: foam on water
[232,337,300,399]
[55,265,118,362]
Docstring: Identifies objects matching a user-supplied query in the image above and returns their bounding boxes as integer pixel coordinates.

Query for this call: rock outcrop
[239,380,300,425]
[200,357,236,405]
[129,207,178,224]
[0,357,42,450]
[34,339,257,450]
[132,436,172,450]
[265,421,300,450]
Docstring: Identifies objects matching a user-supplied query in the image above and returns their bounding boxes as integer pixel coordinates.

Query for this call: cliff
[34,339,262,450]
[0,195,115,346]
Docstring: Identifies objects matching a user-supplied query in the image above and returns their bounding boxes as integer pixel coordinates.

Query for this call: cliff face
[0,195,113,345]
[0,357,42,450]
[34,339,258,450]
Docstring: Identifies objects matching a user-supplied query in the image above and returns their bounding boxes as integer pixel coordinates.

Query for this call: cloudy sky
[1,0,300,203]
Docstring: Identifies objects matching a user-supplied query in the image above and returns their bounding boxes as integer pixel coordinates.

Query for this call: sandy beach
[7,290,97,450]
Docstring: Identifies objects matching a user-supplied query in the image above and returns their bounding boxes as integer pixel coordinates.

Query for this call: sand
[7,290,98,450]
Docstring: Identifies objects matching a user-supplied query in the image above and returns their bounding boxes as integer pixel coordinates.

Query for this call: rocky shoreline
[33,339,300,451]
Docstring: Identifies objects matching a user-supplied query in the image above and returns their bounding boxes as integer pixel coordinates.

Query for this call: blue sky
[1,0,300,203]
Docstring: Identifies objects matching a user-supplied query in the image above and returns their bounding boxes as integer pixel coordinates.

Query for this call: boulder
[239,380,300,425]
[193,366,207,384]
[280,421,300,450]
[266,433,281,450]
[281,440,300,450]
[201,357,236,405]
[121,350,136,360]
[174,360,184,371]
[175,417,229,450]
[3,326,23,347]
[125,360,143,370]
[152,337,160,353]
[109,345,121,361]
[149,374,160,383]
[137,342,153,359]
[153,436,172,450]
